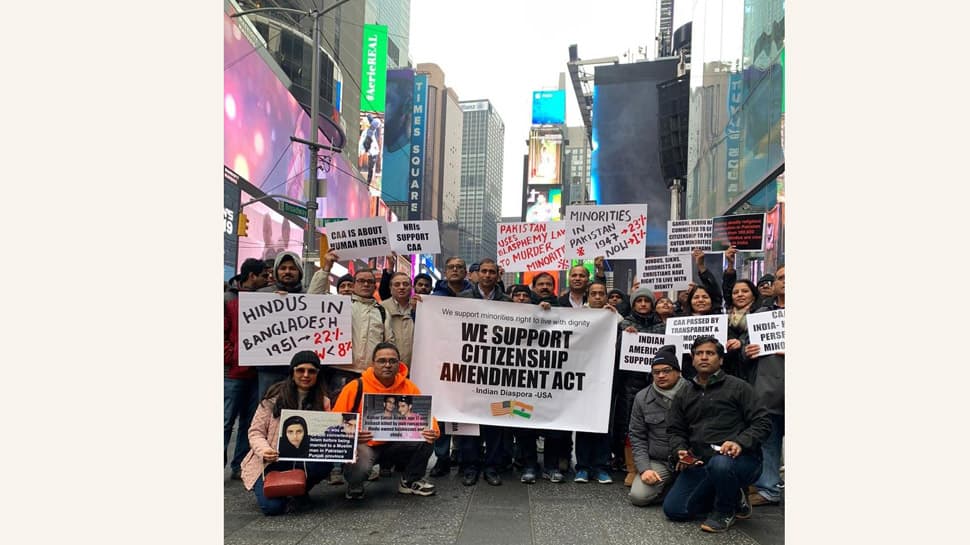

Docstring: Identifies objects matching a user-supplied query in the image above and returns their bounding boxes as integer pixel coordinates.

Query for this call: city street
[224,440,784,545]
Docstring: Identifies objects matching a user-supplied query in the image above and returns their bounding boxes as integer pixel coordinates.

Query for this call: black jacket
[741,301,785,415]
[666,370,771,464]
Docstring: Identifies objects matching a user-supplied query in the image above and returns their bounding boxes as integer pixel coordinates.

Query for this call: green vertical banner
[360,24,388,113]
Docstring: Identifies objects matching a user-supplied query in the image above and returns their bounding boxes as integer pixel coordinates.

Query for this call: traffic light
[237,212,249,237]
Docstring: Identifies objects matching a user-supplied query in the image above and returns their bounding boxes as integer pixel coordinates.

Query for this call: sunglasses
[293,367,319,375]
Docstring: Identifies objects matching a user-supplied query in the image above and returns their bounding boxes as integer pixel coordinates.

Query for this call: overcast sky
[409,0,660,217]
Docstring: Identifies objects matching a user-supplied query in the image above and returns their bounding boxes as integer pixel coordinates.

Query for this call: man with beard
[255,250,306,397]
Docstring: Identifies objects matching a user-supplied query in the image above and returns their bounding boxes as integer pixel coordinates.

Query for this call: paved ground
[225,439,784,545]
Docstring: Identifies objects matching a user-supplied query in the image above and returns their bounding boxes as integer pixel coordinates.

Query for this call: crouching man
[662,336,771,533]
[628,345,686,506]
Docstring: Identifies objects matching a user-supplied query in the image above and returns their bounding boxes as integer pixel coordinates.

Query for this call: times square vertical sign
[408,73,428,220]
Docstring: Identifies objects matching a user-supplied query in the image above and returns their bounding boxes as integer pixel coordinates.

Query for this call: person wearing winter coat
[628,345,688,506]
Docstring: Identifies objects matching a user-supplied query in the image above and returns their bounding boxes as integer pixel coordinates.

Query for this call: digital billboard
[527,129,562,185]
[360,24,388,113]
[235,189,306,268]
[358,112,384,193]
[380,69,415,203]
[531,90,566,125]
[224,170,241,280]
[224,13,370,223]
[523,186,562,222]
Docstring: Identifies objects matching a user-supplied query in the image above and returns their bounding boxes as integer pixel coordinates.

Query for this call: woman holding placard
[723,279,762,380]
[240,351,332,516]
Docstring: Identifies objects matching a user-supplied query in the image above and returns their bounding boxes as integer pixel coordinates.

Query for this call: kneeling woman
[241,351,332,515]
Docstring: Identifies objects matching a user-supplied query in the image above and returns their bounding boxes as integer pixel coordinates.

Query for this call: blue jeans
[663,453,762,520]
[754,413,785,501]
[252,461,331,516]
[224,377,258,470]
[575,432,611,473]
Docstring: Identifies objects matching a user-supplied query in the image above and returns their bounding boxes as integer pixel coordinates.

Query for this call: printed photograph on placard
[361,394,433,441]
[277,409,358,463]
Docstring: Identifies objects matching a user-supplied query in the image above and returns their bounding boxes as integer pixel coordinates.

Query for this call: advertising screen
[225,13,371,244]
[380,69,415,203]
[360,24,388,113]
[224,170,241,280]
[531,90,566,125]
[527,130,562,185]
[358,112,384,193]
[523,186,562,222]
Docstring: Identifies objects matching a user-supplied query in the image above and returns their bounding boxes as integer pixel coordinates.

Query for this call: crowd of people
[224,247,785,534]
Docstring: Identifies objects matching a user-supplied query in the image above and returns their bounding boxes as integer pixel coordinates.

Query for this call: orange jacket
[331,363,439,446]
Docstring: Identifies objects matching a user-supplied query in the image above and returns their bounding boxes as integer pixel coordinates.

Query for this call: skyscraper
[458,100,504,262]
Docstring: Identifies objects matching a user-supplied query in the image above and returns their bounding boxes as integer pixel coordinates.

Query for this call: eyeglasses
[374,358,399,366]
[356,278,376,284]
[293,367,319,375]
[445,264,466,270]
[651,368,676,376]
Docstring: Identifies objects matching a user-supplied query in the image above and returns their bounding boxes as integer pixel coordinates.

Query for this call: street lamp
[231,0,351,288]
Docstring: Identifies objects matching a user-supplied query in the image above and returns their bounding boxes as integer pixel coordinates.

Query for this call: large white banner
[664,314,728,355]
[564,204,648,260]
[238,293,353,366]
[411,295,617,433]
[746,309,785,356]
[325,217,392,260]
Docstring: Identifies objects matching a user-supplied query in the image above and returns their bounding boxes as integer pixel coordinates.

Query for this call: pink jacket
[240,395,332,490]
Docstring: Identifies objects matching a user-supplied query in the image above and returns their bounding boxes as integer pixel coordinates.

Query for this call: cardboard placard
[637,255,692,292]
[618,332,685,373]
[362,394,434,441]
[277,409,358,463]
[711,213,765,252]
[563,204,648,260]
[746,309,785,356]
[325,217,393,260]
[388,220,440,255]
[238,293,353,366]
[667,219,713,254]
[496,222,568,272]
[664,315,729,355]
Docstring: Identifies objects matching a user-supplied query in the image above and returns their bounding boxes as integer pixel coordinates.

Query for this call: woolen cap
[652,345,680,371]
[290,350,321,370]
[757,274,775,287]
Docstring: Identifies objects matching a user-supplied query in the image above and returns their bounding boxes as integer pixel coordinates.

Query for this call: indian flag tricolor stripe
[512,400,533,418]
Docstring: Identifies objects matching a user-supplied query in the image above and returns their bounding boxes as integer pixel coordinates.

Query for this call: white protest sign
[325,217,392,260]
[746,309,785,356]
[667,219,713,255]
[277,409,358,463]
[362,394,434,441]
[411,295,617,433]
[618,332,685,373]
[238,293,353,366]
[388,220,440,255]
[443,422,480,436]
[564,204,648,260]
[665,314,728,355]
[637,255,692,292]
[496,222,568,272]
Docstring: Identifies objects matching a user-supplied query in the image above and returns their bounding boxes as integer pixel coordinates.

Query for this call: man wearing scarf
[627,345,687,506]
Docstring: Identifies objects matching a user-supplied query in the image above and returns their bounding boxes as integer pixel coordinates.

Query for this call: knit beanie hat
[510,284,531,297]
[651,345,680,371]
[630,286,655,305]
[336,273,354,289]
[289,350,321,370]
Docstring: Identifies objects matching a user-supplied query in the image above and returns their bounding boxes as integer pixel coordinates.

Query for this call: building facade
[365,0,411,68]
[564,125,592,205]
[458,100,505,263]
[683,0,785,275]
